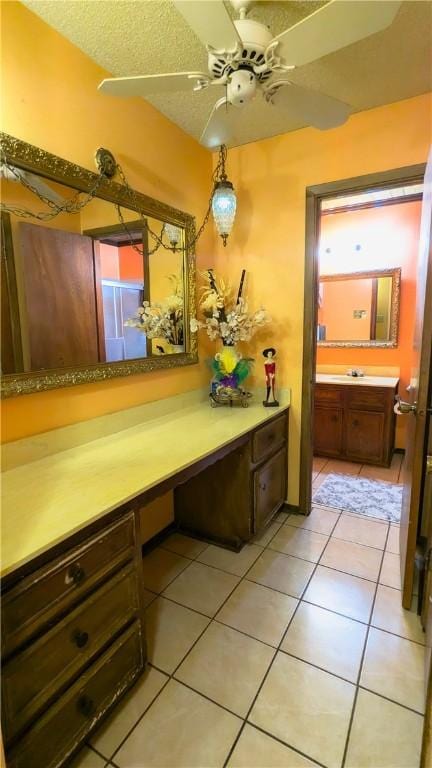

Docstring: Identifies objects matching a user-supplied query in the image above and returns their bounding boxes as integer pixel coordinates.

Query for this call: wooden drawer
[7,621,144,768]
[2,563,139,744]
[2,513,136,659]
[252,414,286,464]
[314,386,344,406]
[346,387,388,411]
[254,447,287,531]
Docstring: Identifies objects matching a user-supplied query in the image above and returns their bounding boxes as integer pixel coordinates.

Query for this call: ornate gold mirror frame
[0,133,197,398]
[317,267,401,348]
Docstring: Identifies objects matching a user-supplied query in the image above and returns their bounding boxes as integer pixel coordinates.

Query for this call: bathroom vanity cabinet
[1,394,290,767]
[314,380,398,466]
[175,411,288,549]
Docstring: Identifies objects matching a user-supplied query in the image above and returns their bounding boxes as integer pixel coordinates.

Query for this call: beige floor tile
[227,724,316,767]
[70,747,106,768]
[380,551,401,589]
[274,510,290,523]
[320,537,383,582]
[372,585,425,644]
[345,689,423,768]
[162,532,208,559]
[386,525,400,554]
[142,548,191,593]
[360,627,425,713]
[146,597,210,673]
[359,453,402,484]
[175,622,274,717]
[247,549,315,598]
[304,565,375,623]
[312,470,318,481]
[163,561,240,617]
[217,580,298,647]
[287,506,340,535]
[197,543,263,576]
[324,459,361,475]
[281,602,367,683]
[90,666,168,758]
[249,653,355,768]
[333,514,388,549]
[114,679,241,768]
[252,520,282,547]
[312,474,328,491]
[313,457,327,472]
[268,526,328,563]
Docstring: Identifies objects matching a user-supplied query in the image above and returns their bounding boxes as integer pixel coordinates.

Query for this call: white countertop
[315,373,399,388]
[1,390,290,577]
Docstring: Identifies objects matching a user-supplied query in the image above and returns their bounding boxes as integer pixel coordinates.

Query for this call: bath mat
[313,473,403,523]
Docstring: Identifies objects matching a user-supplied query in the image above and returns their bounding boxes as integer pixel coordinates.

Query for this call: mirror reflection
[1,173,186,375]
[317,269,400,346]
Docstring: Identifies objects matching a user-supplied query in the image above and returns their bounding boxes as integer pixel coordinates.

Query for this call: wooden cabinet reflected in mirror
[0,133,197,397]
[317,268,401,348]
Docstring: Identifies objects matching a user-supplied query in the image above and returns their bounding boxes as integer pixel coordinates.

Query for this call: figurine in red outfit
[263,347,279,407]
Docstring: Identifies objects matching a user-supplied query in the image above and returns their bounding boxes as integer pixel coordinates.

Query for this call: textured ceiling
[22,0,432,149]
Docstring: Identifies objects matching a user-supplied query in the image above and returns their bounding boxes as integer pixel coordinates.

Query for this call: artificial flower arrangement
[190,268,270,346]
[125,274,183,349]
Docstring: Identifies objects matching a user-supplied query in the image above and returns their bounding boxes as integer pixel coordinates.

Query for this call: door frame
[300,163,426,515]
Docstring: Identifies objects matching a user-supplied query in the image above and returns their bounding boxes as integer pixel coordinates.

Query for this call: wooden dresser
[314,381,398,467]
[175,411,288,549]
[1,509,146,768]
[1,393,290,767]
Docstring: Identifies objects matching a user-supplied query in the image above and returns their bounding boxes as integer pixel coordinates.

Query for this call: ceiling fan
[98,0,401,148]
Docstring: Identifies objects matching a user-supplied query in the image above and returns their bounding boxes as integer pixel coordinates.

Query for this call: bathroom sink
[315,373,399,388]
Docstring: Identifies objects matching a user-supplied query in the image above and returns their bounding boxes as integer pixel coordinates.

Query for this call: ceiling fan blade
[273,0,402,67]
[1,167,66,205]
[267,82,351,130]
[200,97,246,149]
[98,71,212,97]
[173,0,240,51]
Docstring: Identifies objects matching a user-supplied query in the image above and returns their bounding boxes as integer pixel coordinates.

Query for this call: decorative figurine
[263,347,279,407]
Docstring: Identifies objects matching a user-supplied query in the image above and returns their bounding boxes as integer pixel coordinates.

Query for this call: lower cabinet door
[7,622,144,768]
[254,448,286,532]
[313,406,343,457]
[345,408,385,463]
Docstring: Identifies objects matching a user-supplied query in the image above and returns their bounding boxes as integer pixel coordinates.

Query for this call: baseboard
[394,448,406,455]
[141,521,177,556]
[281,502,300,515]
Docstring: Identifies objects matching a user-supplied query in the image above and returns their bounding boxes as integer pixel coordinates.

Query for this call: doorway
[300,164,426,516]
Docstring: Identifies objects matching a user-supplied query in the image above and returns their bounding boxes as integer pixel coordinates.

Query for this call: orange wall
[213,95,430,502]
[319,278,373,340]
[1,2,431,505]
[317,200,423,448]
[119,246,144,282]
[1,1,214,442]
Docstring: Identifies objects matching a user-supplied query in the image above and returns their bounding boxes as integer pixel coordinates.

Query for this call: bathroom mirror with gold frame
[0,133,197,398]
[317,267,401,348]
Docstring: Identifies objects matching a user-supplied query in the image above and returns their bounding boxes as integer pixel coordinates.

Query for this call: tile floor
[312,454,404,494]
[73,503,425,768]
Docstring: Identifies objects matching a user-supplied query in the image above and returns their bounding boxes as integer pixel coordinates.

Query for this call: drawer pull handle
[68,563,86,585]
[77,694,95,718]
[331,415,338,423]
[72,629,89,649]
[260,483,267,491]
[353,419,359,427]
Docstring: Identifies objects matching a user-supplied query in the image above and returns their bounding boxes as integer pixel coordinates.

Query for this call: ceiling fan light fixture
[212,179,237,247]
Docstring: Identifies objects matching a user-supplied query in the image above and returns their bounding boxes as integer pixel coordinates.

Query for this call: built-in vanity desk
[314,374,398,466]
[1,390,290,768]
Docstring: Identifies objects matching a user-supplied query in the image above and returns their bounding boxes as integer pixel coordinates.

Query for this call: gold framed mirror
[0,133,197,398]
[317,267,401,348]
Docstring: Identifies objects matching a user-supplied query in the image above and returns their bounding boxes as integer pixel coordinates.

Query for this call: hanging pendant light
[164,222,182,249]
[211,145,236,247]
